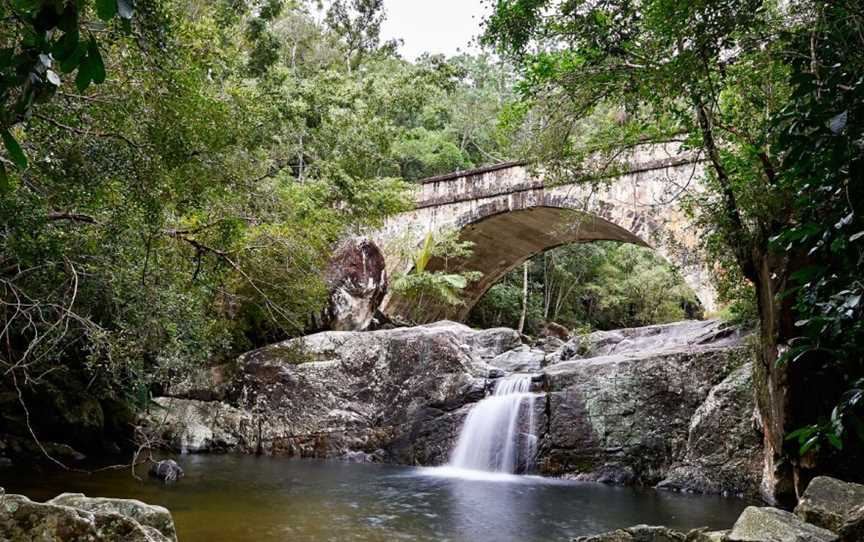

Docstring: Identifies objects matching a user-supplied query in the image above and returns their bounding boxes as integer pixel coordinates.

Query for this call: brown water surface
[1,455,749,541]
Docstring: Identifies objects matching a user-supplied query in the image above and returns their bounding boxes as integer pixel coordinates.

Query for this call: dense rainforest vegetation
[469,243,702,334]
[0,0,519,457]
[0,0,861,504]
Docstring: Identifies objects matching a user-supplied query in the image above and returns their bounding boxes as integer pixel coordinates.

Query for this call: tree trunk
[749,247,805,506]
[517,261,529,335]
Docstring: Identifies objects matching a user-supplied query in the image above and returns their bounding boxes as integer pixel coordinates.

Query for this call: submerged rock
[0,490,177,542]
[795,476,864,541]
[148,459,184,483]
[728,506,838,542]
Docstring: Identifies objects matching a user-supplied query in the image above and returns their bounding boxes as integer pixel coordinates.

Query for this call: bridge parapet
[376,145,716,323]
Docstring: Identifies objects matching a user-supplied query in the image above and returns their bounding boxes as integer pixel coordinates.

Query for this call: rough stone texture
[795,476,864,541]
[147,397,257,454]
[0,491,176,542]
[149,322,519,464]
[572,525,687,542]
[728,507,838,542]
[151,319,759,498]
[657,362,762,497]
[539,322,758,495]
[488,345,545,372]
[319,236,388,332]
[148,459,184,483]
[47,493,177,542]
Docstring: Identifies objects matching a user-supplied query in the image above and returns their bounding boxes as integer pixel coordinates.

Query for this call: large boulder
[539,334,756,491]
[657,362,762,497]
[795,476,864,541]
[0,491,176,542]
[728,507,838,542]
[318,237,388,332]
[147,397,257,454]
[151,322,521,463]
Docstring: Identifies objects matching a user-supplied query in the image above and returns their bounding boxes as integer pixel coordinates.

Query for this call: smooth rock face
[320,237,388,332]
[795,476,864,541]
[0,491,176,542]
[729,507,839,542]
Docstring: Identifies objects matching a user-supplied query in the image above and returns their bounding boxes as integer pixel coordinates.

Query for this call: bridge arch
[376,147,716,323]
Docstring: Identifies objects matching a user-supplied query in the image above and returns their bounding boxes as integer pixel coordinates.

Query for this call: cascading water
[448,374,539,473]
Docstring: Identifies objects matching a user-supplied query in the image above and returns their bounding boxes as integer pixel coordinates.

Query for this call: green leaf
[415,232,433,274]
[1,129,27,169]
[0,163,9,193]
[826,432,843,451]
[87,38,106,84]
[800,435,820,455]
[60,41,85,73]
[75,57,92,91]
[95,0,117,21]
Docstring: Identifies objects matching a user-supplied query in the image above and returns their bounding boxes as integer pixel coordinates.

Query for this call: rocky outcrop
[539,320,760,497]
[0,491,177,542]
[149,319,760,498]
[795,477,864,541]
[657,363,762,497]
[728,506,838,542]
[147,322,520,464]
[317,237,388,332]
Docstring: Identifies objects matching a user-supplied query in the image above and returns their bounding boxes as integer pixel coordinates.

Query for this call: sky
[379,0,491,60]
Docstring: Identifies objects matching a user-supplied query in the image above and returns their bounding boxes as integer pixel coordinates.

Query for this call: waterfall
[448,374,539,473]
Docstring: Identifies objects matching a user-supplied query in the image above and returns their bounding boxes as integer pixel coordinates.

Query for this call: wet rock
[540,320,759,498]
[148,459,184,483]
[795,476,864,541]
[154,321,516,462]
[489,345,545,372]
[0,491,176,542]
[572,524,687,541]
[728,506,838,542]
[658,363,761,497]
[317,237,388,332]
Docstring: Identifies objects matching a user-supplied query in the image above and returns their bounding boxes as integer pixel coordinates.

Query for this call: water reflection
[2,455,749,542]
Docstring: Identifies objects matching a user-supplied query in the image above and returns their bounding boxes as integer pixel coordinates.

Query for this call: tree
[483,0,863,502]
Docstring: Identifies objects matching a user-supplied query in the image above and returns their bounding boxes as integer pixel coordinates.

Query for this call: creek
[3,454,748,542]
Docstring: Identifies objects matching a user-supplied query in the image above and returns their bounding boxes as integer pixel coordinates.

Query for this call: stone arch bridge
[375,146,715,323]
